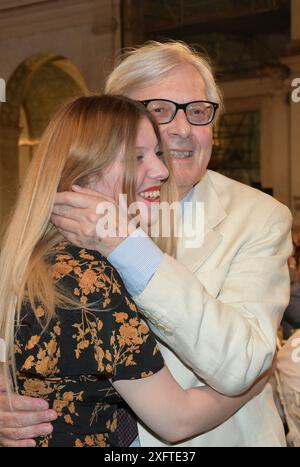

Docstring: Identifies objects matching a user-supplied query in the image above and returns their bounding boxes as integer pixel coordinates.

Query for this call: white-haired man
[0,41,292,447]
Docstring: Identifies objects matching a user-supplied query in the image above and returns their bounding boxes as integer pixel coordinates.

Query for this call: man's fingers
[52,215,102,241]
[0,437,36,448]
[0,422,53,442]
[72,185,102,197]
[0,409,57,429]
[55,191,99,208]
[55,229,84,248]
[72,185,114,202]
[0,393,48,412]
[54,190,114,209]
[52,203,87,221]
[51,215,80,235]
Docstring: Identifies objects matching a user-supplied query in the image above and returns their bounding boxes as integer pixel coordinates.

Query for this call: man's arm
[133,204,292,395]
[52,188,292,396]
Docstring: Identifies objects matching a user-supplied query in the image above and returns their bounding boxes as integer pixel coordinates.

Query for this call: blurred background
[0,0,299,235]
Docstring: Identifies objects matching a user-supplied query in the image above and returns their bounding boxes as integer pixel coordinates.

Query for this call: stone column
[265,67,291,207]
[260,94,274,190]
[270,91,290,206]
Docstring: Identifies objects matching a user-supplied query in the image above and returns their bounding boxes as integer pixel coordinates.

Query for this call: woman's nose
[147,154,169,181]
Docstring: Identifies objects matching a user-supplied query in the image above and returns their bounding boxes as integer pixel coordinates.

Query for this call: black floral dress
[15,243,164,447]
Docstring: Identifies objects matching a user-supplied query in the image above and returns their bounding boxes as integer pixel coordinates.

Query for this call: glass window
[210,111,260,186]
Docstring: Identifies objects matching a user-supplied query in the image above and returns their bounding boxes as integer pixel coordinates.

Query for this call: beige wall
[0,0,121,221]
[0,0,120,91]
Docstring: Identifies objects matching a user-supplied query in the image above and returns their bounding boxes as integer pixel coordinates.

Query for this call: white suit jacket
[135,170,292,447]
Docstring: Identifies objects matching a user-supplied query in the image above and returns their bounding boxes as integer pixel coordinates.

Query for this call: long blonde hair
[105,40,224,122]
[0,94,177,390]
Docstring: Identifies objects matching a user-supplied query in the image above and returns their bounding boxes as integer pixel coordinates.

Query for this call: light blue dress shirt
[108,190,193,296]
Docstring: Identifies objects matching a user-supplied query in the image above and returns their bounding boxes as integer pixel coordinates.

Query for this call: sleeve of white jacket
[133,204,293,396]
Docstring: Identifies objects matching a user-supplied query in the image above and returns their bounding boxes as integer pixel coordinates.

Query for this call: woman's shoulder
[48,241,106,264]
[48,241,129,309]
[48,241,115,282]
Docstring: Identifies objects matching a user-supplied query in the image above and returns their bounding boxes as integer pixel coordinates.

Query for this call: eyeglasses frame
[139,99,219,126]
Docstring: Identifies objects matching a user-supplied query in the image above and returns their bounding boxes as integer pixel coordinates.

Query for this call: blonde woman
[0,95,269,447]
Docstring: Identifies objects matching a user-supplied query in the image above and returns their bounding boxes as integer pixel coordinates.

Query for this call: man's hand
[0,373,57,447]
[52,185,128,257]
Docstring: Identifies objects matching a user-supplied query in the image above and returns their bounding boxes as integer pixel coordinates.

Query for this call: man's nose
[166,109,192,139]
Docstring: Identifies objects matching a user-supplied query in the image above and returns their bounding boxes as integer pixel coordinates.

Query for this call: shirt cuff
[108,228,164,297]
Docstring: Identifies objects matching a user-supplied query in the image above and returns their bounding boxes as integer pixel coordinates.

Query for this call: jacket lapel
[177,171,227,272]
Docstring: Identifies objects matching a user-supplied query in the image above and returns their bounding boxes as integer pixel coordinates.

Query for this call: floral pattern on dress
[15,243,164,447]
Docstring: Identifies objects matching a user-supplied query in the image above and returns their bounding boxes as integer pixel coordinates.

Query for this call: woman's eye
[156,150,164,158]
[137,154,144,161]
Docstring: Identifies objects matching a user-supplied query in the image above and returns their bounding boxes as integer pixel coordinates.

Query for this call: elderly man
[0,41,292,447]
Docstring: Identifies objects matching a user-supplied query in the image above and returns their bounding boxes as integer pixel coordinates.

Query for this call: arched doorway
[0,53,88,223]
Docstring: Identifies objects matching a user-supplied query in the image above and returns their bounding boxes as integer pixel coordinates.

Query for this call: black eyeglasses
[140,99,219,126]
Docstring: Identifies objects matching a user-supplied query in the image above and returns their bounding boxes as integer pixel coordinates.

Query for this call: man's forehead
[129,66,207,101]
